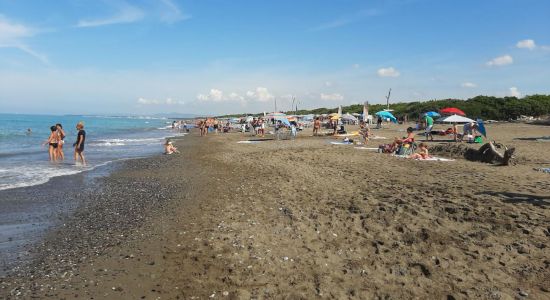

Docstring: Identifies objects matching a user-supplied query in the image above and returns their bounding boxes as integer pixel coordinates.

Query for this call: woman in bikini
[390,127,415,152]
[56,123,66,160]
[43,125,59,162]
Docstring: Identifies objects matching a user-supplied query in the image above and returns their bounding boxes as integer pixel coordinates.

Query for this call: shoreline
[1,125,549,299]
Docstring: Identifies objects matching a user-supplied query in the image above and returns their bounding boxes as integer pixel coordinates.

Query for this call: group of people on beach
[197,118,231,136]
[44,122,86,165]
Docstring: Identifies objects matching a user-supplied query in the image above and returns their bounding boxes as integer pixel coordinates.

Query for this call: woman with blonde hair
[73,122,86,165]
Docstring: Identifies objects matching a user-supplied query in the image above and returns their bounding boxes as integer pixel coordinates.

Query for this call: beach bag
[474,136,483,143]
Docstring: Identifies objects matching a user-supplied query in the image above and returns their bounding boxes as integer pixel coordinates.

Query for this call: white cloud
[309,9,380,31]
[377,67,400,77]
[324,81,332,87]
[516,39,536,50]
[461,82,477,88]
[352,63,360,69]
[320,93,344,101]
[77,3,145,27]
[486,55,513,67]
[246,87,274,102]
[138,97,183,105]
[159,0,191,23]
[228,92,244,101]
[197,89,225,102]
[0,16,49,64]
[509,87,520,98]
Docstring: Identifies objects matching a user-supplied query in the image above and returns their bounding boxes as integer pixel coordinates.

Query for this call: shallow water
[0,114,187,191]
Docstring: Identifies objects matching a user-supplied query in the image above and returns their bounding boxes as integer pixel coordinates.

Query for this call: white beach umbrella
[441,114,475,123]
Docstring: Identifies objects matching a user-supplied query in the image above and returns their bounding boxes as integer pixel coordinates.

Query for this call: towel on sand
[330,141,353,145]
[392,154,455,161]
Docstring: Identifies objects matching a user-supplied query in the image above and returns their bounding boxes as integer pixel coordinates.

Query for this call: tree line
[219,95,550,121]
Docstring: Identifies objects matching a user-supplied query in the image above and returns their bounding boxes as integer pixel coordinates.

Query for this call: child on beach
[164,140,179,154]
[73,122,86,165]
[409,142,431,160]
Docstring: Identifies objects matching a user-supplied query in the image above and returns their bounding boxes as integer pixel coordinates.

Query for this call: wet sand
[1,123,549,299]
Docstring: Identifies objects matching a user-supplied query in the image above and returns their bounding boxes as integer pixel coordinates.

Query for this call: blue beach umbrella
[375,111,397,123]
[476,118,487,137]
[424,111,440,118]
[274,117,291,126]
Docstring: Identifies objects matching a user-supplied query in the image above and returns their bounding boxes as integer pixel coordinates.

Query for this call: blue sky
[1,0,549,115]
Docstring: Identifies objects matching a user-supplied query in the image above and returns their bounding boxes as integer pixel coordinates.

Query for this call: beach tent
[440,107,466,116]
[424,111,440,118]
[375,111,397,123]
[267,112,286,118]
[441,114,475,123]
[342,113,358,121]
[302,114,314,121]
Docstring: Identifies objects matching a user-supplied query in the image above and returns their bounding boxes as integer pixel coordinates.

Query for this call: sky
[1,0,549,115]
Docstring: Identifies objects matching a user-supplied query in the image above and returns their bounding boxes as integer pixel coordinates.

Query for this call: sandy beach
[1,122,549,299]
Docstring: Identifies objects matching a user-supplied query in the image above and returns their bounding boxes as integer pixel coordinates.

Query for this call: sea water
[0,113,187,191]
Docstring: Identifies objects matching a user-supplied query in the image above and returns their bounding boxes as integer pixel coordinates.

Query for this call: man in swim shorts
[424,115,434,141]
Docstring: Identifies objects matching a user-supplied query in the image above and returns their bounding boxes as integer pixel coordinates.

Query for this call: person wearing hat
[164,139,178,154]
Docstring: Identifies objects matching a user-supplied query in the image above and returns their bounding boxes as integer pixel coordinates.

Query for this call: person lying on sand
[164,140,179,154]
[409,142,431,160]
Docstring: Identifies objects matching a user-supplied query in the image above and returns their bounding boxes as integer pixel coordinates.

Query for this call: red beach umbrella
[440,107,466,116]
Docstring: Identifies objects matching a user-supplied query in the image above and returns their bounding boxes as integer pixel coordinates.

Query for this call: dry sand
[1,122,549,299]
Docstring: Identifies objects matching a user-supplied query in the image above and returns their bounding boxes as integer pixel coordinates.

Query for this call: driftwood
[430,141,516,165]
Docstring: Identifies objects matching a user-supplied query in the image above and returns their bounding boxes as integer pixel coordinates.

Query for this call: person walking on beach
[73,122,86,165]
[56,123,66,160]
[424,114,434,141]
[313,117,321,136]
[43,125,59,162]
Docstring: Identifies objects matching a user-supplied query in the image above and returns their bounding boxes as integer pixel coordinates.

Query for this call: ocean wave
[0,165,90,191]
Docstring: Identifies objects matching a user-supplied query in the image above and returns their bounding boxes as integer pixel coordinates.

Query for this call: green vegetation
[219,95,550,120]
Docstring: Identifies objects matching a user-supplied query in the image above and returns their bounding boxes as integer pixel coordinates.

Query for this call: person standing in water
[56,123,66,160]
[73,122,86,165]
[43,125,59,162]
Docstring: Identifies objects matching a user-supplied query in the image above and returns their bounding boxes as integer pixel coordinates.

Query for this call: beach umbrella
[441,114,475,123]
[363,101,369,121]
[424,111,440,118]
[440,107,466,116]
[476,118,487,137]
[375,111,397,123]
[274,117,291,126]
[245,116,254,122]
